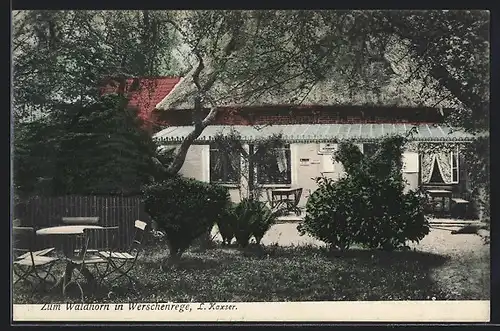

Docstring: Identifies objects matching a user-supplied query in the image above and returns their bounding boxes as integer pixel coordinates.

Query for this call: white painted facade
[177,142,421,207]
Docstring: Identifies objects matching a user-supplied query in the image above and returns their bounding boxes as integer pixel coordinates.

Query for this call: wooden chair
[97,220,147,290]
[13,226,59,292]
[451,191,471,220]
[63,226,119,302]
[292,188,303,216]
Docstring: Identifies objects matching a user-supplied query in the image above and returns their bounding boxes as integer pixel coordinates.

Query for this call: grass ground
[12,224,490,304]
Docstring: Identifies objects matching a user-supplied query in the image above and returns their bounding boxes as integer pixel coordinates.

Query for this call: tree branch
[192,51,204,91]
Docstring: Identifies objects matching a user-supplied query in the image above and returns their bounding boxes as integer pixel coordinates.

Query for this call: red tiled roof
[101,76,181,125]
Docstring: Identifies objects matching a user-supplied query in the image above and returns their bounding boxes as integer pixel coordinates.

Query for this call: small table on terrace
[36,225,103,293]
[426,189,453,216]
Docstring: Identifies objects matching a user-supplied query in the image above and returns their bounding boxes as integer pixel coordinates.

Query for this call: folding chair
[63,226,119,302]
[98,220,147,289]
[13,226,59,292]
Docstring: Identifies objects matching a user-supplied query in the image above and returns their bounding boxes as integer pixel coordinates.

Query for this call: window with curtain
[421,148,459,184]
[255,144,291,185]
[209,144,241,184]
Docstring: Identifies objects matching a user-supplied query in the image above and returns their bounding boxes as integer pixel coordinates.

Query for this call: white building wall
[172,142,422,205]
[290,143,326,207]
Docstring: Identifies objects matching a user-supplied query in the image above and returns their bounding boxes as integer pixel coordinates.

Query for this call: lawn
[12,239,480,304]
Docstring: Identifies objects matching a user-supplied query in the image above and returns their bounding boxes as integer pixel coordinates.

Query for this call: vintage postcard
[11,9,490,323]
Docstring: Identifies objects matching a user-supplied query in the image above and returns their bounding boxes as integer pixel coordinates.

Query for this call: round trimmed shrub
[143,177,229,262]
[298,137,430,251]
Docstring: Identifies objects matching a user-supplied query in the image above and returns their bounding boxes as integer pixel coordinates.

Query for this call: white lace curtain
[421,152,453,184]
[276,149,288,173]
[436,152,453,183]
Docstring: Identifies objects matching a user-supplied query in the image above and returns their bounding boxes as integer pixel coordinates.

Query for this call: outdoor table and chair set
[13,217,148,302]
[423,185,470,219]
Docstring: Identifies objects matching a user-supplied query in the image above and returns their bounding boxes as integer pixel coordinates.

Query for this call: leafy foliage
[217,198,287,247]
[13,10,179,120]
[167,10,488,178]
[168,10,488,131]
[13,10,180,197]
[142,177,230,261]
[298,136,430,251]
[13,10,489,183]
[211,132,296,247]
[461,137,490,220]
[380,10,489,132]
[14,94,158,197]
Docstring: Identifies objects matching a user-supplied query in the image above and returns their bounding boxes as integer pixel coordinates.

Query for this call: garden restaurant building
[152,75,477,214]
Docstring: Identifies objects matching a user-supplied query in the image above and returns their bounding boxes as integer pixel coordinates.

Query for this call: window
[451,149,459,183]
[420,148,460,184]
[209,144,240,184]
[429,159,445,183]
[255,144,291,185]
[402,152,419,173]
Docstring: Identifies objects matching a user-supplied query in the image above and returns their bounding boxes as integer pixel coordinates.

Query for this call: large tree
[153,10,489,175]
[13,10,179,121]
[12,10,180,197]
[382,10,489,132]
[13,10,489,205]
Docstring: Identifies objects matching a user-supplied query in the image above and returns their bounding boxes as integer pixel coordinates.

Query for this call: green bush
[298,136,430,251]
[142,177,230,262]
[231,199,258,247]
[219,198,285,247]
[216,202,237,245]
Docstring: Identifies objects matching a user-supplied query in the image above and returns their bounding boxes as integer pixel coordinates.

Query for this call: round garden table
[36,225,102,236]
[36,225,103,294]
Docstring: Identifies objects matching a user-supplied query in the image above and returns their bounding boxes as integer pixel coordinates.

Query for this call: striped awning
[153,124,479,144]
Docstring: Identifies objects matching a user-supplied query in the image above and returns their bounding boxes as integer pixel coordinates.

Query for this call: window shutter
[402,152,419,173]
[322,144,340,173]
[322,153,335,172]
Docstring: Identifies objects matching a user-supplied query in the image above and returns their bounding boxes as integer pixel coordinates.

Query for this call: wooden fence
[15,196,151,251]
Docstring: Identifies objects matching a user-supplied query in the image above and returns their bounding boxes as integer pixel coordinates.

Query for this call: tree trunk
[248,144,255,199]
[162,21,244,176]
[165,107,219,176]
[476,186,489,221]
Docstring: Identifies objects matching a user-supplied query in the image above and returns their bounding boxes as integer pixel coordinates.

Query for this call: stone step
[430,218,481,223]
[430,225,470,229]
[430,222,481,226]
[277,216,303,223]
[430,219,481,223]
[429,221,483,225]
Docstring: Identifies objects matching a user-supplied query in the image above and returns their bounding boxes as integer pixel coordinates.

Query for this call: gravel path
[408,226,490,299]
